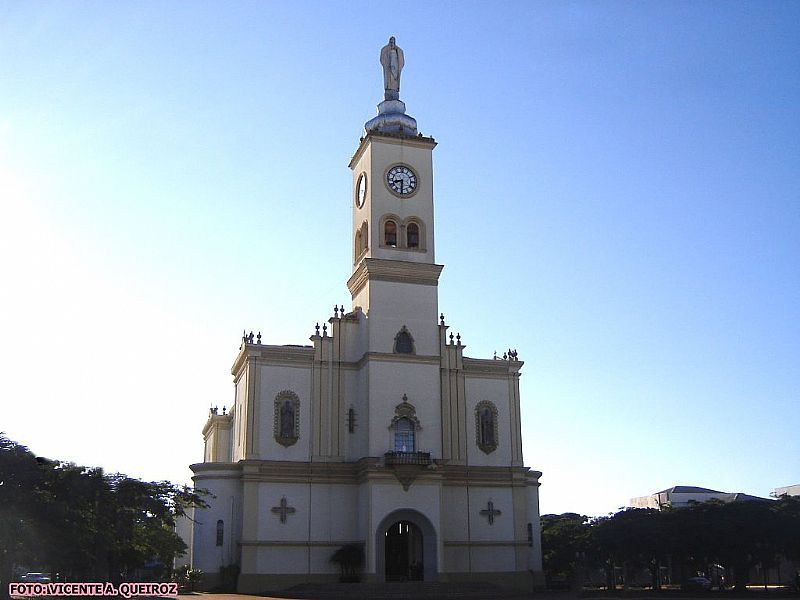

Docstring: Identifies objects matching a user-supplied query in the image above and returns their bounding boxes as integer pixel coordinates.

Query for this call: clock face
[355,172,367,208]
[386,165,418,196]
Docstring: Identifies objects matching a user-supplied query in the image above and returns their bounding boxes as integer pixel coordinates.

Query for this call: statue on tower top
[380,36,404,101]
[364,36,418,136]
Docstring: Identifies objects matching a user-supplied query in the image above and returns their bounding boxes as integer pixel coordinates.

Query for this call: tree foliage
[541,496,800,591]
[541,512,592,586]
[0,434,208,600]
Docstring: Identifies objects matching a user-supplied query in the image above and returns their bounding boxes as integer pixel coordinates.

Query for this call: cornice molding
[463,357,524,376]
[189,458,540,487]
[347,258,444,297]
[232,344,314,376]
[358,351,440,367]
[240,539,365,548]
[348,132,437,169]
[201,414,233,437]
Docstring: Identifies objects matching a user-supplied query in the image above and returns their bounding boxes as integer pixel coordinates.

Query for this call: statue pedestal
[378,99,406,115]
[365,98,418,136]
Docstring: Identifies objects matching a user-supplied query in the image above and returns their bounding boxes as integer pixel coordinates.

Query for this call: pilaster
[440,320,467,464]
[508,365,523,466]
[244,355,259,459]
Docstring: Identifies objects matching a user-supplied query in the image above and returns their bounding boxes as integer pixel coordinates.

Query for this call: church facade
[186,38,544,592]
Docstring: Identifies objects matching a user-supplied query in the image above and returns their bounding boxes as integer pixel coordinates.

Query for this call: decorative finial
[340,304,345,316]
[493,350,497,360]
[402,393,408,403]
[315,322,320,336]
[256,331,262,344]
[456,333,461,345]
[449,332,454,344]
[222,405,227,415]
[242,329,246,342]
[213,405,218,415]
[440,313,445,326]
[322,323,328,337]
[334,305,339,318]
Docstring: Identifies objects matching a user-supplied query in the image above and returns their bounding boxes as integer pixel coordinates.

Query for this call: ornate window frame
[274,390,300,447]
[389,394,422,451]
[475,400,499,454]
[388,394,422,434]
[393,325,416,354]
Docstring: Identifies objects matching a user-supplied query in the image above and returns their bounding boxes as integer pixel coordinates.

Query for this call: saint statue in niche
[280,399,295,439]
[480,407,495,447]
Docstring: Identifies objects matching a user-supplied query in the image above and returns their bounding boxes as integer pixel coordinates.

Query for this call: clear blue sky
[1,1,798,516]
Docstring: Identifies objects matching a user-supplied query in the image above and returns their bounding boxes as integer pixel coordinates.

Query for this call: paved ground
[176,592,743,600]
[12,585,793,600]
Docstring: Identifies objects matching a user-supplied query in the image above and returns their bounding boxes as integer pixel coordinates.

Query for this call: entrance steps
[275,581,522,599]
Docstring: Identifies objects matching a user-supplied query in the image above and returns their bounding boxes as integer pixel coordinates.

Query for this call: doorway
[375,509,437,582]
[384,520,424,581]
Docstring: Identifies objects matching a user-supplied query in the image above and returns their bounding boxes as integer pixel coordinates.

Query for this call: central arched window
[384,220,397,246]
[394,417,415,452]
[407,222,420,248]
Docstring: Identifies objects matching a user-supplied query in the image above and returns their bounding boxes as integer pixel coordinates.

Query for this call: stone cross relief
[271,496,296,524]
[480,500,502,525]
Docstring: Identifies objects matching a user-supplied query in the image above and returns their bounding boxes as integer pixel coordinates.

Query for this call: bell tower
[347,36,443,356]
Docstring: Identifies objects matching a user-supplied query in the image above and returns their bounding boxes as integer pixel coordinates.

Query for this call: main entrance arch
[375,509,437,582]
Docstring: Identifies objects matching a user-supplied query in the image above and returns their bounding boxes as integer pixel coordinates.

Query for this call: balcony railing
[384,451,432,466]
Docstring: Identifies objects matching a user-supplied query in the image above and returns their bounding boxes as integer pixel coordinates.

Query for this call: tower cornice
[347,257,443,298]
[348,131,437,170]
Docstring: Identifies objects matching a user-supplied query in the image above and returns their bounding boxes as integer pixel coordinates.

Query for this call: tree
[0,434,208,599]
[541,513,592,588]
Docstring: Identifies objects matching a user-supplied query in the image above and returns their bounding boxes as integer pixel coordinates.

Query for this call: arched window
[407,222,420,248]
[394,417,415,452]
[384,220,397,246]
[354,230,362,261]
[361,221,369,251]
[355,222,369,261]
[394,326,415,354]
[216,520,224,546]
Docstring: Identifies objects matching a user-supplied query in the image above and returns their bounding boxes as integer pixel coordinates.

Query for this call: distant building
[630,485,769,509]
[774,484,800,497]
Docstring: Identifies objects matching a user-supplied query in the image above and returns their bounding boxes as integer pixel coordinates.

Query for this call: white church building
[185,38,544,592]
